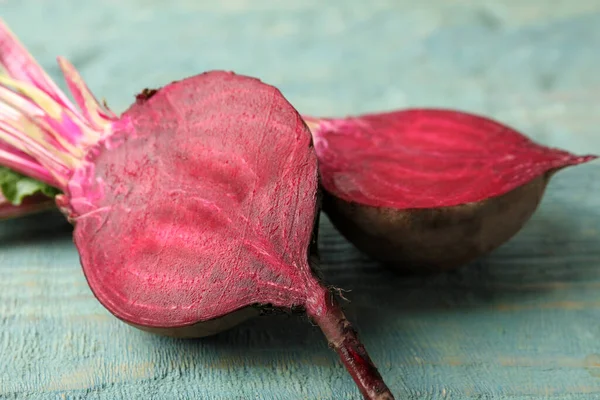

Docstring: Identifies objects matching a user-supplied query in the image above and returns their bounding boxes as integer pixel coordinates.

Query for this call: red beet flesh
[58,72,393,399]
[308,109,595,209]
[69,72,318,326]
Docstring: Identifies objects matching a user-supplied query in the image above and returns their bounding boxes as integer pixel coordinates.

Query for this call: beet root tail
[306,283,395,400]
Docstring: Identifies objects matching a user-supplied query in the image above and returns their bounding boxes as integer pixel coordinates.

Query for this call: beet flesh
[305,109,597,271]
[65,72,319,327]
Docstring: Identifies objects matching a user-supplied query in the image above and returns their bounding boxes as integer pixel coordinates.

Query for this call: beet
[0,191,54,219]
[304,110,597,272]
[0,21,394,399]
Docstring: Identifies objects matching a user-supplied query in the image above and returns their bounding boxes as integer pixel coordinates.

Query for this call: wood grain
[1,1,599,399]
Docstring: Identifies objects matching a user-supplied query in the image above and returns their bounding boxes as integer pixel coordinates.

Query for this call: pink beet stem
[0,142,59,186]
[306,283,394,400]
[0,19,116,189]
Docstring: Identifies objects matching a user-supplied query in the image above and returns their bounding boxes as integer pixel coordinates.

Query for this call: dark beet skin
[323,173,551,272]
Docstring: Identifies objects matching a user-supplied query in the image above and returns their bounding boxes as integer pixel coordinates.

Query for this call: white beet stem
[0,19,116,189]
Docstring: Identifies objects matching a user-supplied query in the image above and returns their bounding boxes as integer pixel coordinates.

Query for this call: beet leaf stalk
[0,20,394,399]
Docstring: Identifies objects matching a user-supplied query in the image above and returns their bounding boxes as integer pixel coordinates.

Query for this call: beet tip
[304,110,597,272]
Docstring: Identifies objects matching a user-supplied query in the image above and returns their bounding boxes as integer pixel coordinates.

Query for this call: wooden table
[1,1,599,398]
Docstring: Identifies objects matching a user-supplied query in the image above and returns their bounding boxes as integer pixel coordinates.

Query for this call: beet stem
[0,20,118,189]
[306,284,395,400]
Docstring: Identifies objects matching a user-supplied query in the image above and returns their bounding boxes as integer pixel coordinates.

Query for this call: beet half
[0,21,394,399]
[304,110,597,272]
[0,191,54,219]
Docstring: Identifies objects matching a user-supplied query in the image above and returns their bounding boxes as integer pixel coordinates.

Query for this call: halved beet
[0,192,54,219]
[304,110,597,272]
[0,21,394,399]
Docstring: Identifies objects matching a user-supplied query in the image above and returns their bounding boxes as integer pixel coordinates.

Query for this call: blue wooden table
[1,1,599,399]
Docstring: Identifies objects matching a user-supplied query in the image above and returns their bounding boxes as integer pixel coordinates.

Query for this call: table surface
[2,1,600,399]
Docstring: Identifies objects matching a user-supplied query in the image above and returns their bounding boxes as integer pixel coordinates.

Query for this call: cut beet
[70,72,322,329]
[0,191,55,219]
[304,110,597,271]
[0,20,394,399]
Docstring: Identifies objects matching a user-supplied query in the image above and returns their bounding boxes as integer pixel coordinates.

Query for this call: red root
[307,283,394,400]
